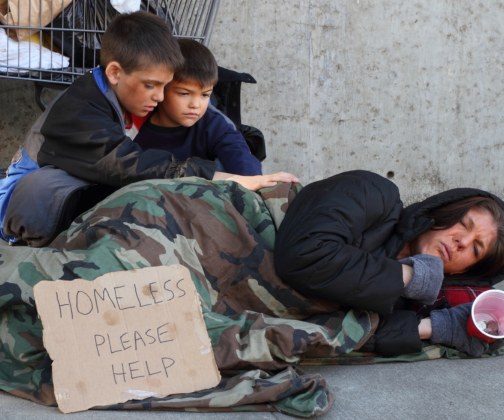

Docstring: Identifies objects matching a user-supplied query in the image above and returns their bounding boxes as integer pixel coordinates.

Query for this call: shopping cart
[0,0,220,85]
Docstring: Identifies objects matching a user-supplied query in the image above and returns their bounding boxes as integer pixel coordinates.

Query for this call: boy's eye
[144,84,154,89]
[203,93,211,98]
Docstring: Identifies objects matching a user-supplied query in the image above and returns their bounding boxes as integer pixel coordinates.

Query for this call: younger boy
[0,11,297,246]
[133,39,262,176]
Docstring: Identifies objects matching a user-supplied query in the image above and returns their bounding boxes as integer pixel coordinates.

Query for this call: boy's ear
[104,61,123,86]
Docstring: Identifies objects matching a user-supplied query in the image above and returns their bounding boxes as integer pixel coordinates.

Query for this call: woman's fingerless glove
[430,303,489,357]
[399,254,444,304]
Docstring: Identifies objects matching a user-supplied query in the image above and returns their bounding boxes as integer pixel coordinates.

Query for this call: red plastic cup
[467,289,504,343]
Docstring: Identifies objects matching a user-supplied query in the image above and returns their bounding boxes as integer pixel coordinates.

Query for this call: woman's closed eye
[474,243,480,258]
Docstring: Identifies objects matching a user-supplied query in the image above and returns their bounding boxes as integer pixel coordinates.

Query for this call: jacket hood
[405,187,504,219]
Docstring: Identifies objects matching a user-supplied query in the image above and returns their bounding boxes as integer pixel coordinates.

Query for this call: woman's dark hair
[428,196,504,280]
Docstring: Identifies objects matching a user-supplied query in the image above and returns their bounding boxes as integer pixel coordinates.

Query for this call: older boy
[0,11,297,246]
[133,39,262,176]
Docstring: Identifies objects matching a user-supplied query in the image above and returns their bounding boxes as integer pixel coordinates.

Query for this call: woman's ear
[104,61,123,86]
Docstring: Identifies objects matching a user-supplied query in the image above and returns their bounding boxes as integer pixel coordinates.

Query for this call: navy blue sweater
[134,105,262,176]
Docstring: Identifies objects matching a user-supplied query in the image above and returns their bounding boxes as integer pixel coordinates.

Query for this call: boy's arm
[212,171,299,191]
[205,107,263,175]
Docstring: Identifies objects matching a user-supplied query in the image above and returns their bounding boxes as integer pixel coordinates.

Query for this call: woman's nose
[455,233,473,249]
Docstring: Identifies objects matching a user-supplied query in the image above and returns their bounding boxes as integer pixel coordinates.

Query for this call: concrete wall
[0,80,41,172]
[208,0,504,203]
[1,0,504,203]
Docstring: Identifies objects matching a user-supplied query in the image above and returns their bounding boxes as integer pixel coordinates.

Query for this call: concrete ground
[2,356,503,419]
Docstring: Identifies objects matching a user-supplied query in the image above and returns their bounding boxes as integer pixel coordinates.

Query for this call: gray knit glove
[400,254,444,304]
[430,303,489,357]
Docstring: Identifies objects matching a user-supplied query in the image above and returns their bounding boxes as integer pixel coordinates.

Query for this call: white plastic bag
[110,0,141,13]
[0,28,69,73]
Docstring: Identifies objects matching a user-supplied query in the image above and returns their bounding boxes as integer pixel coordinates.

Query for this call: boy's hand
[213,171,300,191]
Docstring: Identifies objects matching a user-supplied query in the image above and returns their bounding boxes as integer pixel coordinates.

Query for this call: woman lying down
[0,169,503,411]
[275,169,504,357]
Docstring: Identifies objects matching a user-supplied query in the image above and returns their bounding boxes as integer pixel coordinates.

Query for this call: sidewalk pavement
[2,355,504,419]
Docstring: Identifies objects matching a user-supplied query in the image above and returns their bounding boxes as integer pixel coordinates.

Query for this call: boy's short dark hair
[174,39,218,87]
[100,11,184,74]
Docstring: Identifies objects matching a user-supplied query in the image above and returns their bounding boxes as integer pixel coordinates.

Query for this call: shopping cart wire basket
[0,0,221,85]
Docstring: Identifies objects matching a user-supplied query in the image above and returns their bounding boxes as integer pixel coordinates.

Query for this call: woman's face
[411,207,497,274]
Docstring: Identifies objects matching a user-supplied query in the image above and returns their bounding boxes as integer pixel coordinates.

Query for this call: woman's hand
[428,303,490,357]
[213,171,300,191]
[399,254,444,304]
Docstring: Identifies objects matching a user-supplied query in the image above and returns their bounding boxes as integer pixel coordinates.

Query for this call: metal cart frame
[0,0,220,85]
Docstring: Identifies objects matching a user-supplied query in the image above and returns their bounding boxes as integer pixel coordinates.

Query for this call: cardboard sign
[34,265,220,413]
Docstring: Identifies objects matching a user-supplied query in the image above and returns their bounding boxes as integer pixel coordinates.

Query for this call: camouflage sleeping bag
[0,177,502,417]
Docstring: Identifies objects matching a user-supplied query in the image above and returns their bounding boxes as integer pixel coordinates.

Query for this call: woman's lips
[441,242,451,261]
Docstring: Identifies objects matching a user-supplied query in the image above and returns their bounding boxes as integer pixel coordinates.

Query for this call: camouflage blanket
[0,177,502,417]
